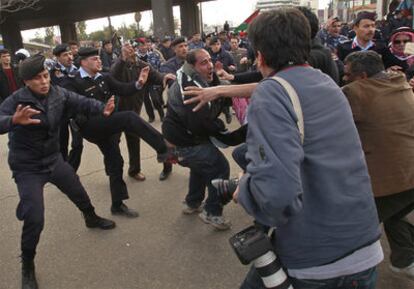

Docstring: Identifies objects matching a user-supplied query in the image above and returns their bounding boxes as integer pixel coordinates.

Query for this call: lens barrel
[254,251,293,289]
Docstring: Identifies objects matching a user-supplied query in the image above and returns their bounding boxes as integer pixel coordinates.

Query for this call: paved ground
[0,118,413,289]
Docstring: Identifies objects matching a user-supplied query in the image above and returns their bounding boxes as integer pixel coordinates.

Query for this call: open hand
[138,66,150,86]
[103,96,115,117]
[12,105,41,125]
[183,86,220,112]
[163,73,176,87]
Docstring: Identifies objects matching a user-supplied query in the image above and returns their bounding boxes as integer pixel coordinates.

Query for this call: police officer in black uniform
[50,44,84,170]
[0,54,116,289]
[337,12,394,68]
[63,47,175,219]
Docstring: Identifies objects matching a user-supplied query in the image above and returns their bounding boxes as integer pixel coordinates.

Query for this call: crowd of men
[0,5,413,289]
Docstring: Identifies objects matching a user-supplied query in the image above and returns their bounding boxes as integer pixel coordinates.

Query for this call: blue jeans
[240,266,377,289]
[177,143,230,216]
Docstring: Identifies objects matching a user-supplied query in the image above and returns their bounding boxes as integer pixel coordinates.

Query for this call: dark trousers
[240,265,377,289]
[118,97,170,176]
[177,143,229,216]
[14,156,92,260]
[144,86,165,121]
[232,143,248,171]
[79,111,167,203]
[59,120,84,171]
[375,188,414,268]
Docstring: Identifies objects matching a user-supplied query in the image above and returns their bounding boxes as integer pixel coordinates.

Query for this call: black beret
[78,47,99,59]
[53,43,70,56]
[210,36,220,45]
[19,54,47,80]
[172,37,187,47]
[102,39,111,46]
[354,12,376,26]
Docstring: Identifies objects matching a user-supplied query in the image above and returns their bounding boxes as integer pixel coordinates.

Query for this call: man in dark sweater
[162,48,231,231]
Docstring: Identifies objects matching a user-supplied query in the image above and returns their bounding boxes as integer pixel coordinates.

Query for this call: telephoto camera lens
[229,226,294,289]
[211,178,239,204]
[254,251,293,289]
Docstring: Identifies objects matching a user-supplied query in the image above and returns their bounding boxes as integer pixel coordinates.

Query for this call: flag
[234,10,260,33]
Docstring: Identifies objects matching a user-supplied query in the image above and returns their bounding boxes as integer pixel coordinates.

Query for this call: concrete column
[376,0,384,20]
[59,22,78,43]
[0,20,23,53]
[151,0,174,37]
[180,0,200,37]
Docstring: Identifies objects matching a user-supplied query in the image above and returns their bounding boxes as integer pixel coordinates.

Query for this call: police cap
[53,44,70,56]
[19,54,47,80]
[78,47,99,60]
[172,37,187,47]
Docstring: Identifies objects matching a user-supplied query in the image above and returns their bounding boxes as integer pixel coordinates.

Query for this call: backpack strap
[271,76,304,144]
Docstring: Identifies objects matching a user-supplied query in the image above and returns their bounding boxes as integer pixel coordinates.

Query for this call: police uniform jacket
[160,56,185,75]
[208,47,235,72]
[337,39,394,68]
[63,69,138,103]
[0,85,104,174]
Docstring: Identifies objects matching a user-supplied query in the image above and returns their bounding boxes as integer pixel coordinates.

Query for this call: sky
[21,0,330,41]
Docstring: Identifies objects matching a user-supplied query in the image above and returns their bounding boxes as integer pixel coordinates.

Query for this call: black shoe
[111,203,139,218]
[159,170,171,181]
[22,259,38,289]
[83,211,116,229]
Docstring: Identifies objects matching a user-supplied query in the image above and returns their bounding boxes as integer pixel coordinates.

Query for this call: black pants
[177,143,229,216]
[375,188,414,268]
[118,94,170,176]
[14,156,92,260]
[60,120,84,171]
[144,86,164,121]
[79,111,167,202]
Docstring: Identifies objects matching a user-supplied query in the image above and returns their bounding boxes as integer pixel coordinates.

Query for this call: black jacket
[337,39,395,68]
[162,62,229,147]
[0,85,104,173]
[0,66,23,103]
[308,39,340,84]
[63,71,138,103]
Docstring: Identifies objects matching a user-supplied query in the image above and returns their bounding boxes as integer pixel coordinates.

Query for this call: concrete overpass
[0,0,211,53]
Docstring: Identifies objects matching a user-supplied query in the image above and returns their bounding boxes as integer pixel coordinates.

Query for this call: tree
[0,0,40,23]
[44,26,55,46]
[77,21,88,41]
[29,31,44,44]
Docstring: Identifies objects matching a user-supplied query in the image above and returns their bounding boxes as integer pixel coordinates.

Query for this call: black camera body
[229,225,274,265]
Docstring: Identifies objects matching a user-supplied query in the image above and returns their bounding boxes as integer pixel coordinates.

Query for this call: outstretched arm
[183,83,257,111]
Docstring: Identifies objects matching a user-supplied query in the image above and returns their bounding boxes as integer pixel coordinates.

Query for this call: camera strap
[271,76,304,145]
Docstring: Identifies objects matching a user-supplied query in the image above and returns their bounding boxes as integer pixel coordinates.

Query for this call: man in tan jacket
[343,51,414,280]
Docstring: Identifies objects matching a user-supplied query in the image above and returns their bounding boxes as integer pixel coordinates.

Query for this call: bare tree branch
[0,0,40,14]
[0,0,41,24]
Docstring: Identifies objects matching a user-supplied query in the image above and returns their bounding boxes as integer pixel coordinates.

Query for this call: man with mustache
[337,12,394,68]
[162,48,231,231]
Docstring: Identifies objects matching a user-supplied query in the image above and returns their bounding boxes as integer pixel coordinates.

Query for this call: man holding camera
[234,9,383,289]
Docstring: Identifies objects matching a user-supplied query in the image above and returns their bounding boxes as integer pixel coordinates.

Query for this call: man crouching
[162,49,231,230]
[0,54,116,289]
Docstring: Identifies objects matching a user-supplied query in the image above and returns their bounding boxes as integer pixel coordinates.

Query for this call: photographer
[233,9,383,289]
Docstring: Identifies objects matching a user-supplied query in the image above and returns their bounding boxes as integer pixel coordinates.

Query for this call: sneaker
[390,262,414,281]
[182,202,203,215]
[199,210,231,231]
